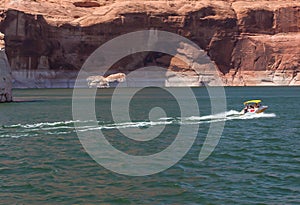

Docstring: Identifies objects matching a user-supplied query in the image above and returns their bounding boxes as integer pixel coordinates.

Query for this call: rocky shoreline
[0,0,299,88]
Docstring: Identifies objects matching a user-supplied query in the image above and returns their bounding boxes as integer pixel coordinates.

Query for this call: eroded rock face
[0,33,13,102]
[225,33,300,86]
[0,0,299,87]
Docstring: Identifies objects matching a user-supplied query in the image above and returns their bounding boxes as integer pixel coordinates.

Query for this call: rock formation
[87,73,126,88]
[0,0,299,87]
[0,32,12,102]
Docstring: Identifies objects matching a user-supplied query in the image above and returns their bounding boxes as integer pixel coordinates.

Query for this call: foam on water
[183,110,276,121]
[0,111,276,139]
[2,120,81,129]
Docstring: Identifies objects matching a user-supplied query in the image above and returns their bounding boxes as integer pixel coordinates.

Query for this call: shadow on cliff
[0,9,239,74]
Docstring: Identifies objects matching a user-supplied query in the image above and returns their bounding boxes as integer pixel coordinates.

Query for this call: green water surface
[0,87,299,204]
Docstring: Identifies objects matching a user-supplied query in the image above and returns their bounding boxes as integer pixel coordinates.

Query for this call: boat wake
[0,110,276,138]
[181,110,276,122]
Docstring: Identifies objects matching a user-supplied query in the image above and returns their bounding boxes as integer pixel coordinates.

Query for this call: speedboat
[240,99,268,115]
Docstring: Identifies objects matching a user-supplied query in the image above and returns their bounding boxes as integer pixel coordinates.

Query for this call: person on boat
[253,103,261,109]
[243,105,249,114]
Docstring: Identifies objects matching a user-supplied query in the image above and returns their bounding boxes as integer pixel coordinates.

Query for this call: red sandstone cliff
[0,0,299,87]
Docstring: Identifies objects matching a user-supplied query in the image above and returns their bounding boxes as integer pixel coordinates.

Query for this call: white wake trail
[1,111,276,138]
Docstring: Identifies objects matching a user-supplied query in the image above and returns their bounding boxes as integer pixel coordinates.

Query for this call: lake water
[0,87,299,204]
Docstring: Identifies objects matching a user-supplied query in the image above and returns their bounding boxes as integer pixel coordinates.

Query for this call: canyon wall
[0,32,12,102]
[0,0,299,87]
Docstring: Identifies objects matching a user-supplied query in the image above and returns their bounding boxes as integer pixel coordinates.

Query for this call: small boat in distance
[240,99,268,115]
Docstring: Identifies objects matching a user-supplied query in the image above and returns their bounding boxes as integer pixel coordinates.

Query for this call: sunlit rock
[87,73,126,88]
